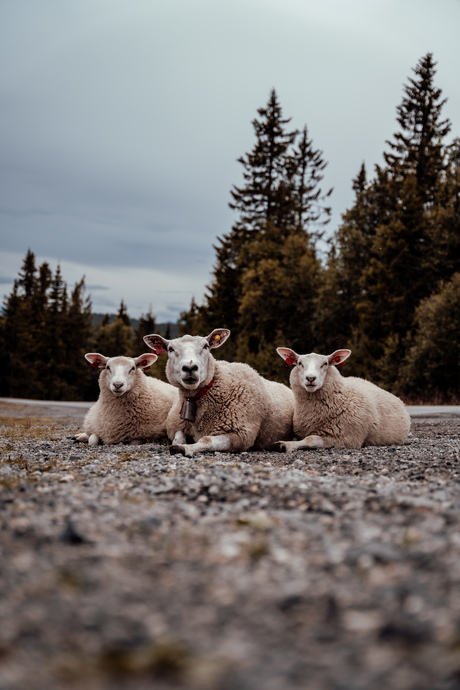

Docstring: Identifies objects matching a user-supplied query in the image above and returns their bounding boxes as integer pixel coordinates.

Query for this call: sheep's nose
[113,382,124,391]
[182,363,198,374]
[306,376,316,383]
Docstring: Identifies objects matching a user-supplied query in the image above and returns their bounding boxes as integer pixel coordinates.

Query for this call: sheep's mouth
[181,376,199,386]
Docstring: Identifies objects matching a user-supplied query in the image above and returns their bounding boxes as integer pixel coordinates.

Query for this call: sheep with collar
[74,353,177,446]
[143,328,294,457]
[275,347,411,451]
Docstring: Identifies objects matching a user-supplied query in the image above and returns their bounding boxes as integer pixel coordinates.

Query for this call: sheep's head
[144,329,230,392]
[85,353,157,396]
[277,348,351,393]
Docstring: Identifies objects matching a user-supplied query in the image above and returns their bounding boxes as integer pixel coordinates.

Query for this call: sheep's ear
[85,353,108,370]
[277,347,298,366]
[144,334,169,355]
[207,328,231,349]
[134,353,158,370]
[328,349,351,367]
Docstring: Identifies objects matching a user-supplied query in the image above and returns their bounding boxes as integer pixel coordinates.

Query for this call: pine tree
[0,252,95,399]
[92,301,135,357]
[17,249,37,298]
[181,90,332,370]
[289,125,332,238]
[236,222,321,380]
[117,299,131,327]
[136,308,157,343]
[429,137,460,283]
[384,53,451,205]
[315,163,394,365]
[229,88,298,231]
[400,273,460,401]
[4,251,45,398]
[328,54,455,386]
[60,278,94,400]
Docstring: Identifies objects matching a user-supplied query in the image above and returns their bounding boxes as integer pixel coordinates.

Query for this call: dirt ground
[1,399,460,690]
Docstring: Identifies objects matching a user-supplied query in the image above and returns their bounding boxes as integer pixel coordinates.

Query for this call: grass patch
[0,416,66,441]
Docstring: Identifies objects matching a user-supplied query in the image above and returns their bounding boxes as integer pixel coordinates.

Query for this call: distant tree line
[0,251,172,400]
[1,54,458,402]
[180,53,460,402]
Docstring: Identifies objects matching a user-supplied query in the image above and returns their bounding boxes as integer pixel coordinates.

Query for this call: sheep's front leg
[171,430,187,445]
[170,434,233,458]
[73,432,89,443]
[275,435,334,452]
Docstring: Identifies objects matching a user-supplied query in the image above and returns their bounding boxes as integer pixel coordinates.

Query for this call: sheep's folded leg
[169,434,233,457]
[275,435,334,452]
[73,432,89,443]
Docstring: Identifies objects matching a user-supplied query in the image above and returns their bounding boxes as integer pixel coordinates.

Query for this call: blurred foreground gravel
[1,400,460,690]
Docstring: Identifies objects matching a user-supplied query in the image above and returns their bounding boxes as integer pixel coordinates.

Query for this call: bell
[180,399,197,422]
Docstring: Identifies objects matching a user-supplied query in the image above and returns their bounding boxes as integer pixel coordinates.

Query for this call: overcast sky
[1,0,459,322]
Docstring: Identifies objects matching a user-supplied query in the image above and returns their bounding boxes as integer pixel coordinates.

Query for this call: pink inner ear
[148,340,163,354]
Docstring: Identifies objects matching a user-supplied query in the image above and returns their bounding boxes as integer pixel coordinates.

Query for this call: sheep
[143,328,295,457]
[275,347,411,451]
[74,353,178,446]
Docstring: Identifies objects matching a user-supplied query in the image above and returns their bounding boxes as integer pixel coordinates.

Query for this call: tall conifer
[182,90,331,371]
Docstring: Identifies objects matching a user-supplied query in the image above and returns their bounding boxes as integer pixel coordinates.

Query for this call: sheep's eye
[321,362,328,368]
[168,347,175,353]
[203,343,210,350]
[106,365,111,372]
[130,367,135,373]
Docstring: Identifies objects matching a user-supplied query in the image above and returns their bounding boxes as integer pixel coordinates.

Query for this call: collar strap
[186,378,214,403]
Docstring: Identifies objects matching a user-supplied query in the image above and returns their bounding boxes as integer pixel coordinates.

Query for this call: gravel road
[1,400,460,690]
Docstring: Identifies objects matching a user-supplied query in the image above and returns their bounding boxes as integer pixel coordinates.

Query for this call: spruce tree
[384,53,451,204]
[92,300,135,357]
[0,251,95,399]
[429,137,460,283]
[400,273,460,401]
[289,125,332,238]
[136,308,157,343]
[182,90,332,371]
[229,88,298,231]
[328,54,454,386]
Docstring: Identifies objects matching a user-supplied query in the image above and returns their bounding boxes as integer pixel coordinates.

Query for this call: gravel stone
[1,402,460,690]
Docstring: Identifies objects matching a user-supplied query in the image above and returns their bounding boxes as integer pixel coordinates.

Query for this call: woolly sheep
[74,353,177,446]
[275,347,411,451]
[143,328,295,457]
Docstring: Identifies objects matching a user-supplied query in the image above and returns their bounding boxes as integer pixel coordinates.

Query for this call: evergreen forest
[1,54,459,402]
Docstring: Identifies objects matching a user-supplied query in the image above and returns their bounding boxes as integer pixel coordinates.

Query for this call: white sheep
[74,353,177,446]
[275,347,411,451]
[143,329,295,457]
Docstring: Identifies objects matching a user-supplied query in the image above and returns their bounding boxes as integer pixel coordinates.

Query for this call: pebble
[0,416,459,690]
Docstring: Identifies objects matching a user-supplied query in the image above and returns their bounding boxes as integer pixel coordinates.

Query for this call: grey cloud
[86,284,110,292]
[0,0,458,321]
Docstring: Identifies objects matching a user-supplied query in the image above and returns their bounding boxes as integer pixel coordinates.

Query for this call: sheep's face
[277,348,351,393]
[144,329,230,393]
[105,357,140,396]
[84,353,157,396]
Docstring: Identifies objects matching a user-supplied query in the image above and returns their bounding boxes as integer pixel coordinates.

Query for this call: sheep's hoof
[170,444,186,456]
[73,433,88,443]
[273,441,287,453]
